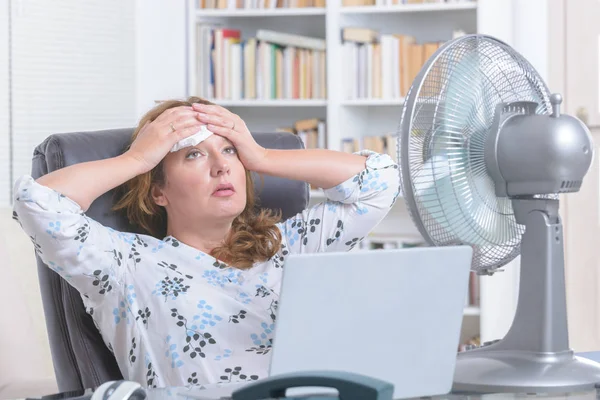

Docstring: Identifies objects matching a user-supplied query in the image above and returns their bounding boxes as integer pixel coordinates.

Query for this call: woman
[12,97,400,389]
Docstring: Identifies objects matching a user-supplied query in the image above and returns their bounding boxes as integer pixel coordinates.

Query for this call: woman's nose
[210,154,230,176]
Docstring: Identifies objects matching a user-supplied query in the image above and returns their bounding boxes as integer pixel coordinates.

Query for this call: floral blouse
[12,151,400,390]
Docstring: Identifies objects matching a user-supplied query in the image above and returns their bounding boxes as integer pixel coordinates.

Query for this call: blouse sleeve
[278,151,400,254]
[12,175,133,306]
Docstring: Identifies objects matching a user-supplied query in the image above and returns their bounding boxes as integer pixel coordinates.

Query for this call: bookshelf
[203,99,327,107]
[341,98,405,106]
[195,7,327,17]
[187,0,482,349]
[339,2,477,14]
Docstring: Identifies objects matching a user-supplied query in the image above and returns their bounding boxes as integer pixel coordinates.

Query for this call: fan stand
[452,198,600,394]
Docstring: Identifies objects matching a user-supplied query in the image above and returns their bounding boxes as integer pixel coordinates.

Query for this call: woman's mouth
[213,183,235,197]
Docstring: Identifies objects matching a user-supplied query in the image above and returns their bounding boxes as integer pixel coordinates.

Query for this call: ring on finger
[169,122,176,132]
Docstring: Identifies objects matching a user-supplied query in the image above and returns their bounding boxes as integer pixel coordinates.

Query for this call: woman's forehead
[197,134,232,147]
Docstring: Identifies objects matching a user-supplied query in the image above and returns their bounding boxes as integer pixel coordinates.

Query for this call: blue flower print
[194,300,224,330]
[367,153,395,168]
[356,204,369,215]
[47,261,72,280]
[165,335,184,369]
[258,272,268,284]
[113,301,128,324]
[46,221,61,238]
[250,322,274,345]
[248,322,275,355]
[235,290,252,305]
[195,251,206,260]
[202,269,242,288]
[367,153,384,166]
[116,231,135,246]
[335,184,353,199]
[126,285,137,305]
[326,201,339,213]
[224,270,243,285]
[202,270,229,288]
[215,349,232,361]
[360,170,388,195]
[284,219,302,246]
[151,242,165,253]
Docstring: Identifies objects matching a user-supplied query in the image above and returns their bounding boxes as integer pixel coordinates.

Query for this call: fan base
[452,349,600,394]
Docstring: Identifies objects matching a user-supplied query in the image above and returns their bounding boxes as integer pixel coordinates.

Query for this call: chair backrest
[31,128,309,392]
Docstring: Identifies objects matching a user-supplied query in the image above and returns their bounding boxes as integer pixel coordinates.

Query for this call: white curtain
[7,0,137,206]
[0,1,9,207]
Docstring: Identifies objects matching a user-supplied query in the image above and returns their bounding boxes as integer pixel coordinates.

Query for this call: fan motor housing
[487,105,593,197]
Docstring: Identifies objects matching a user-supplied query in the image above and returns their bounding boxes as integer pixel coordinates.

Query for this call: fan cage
[397,35,552,273]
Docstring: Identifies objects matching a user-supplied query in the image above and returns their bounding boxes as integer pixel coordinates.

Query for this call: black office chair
[31,128,309,392]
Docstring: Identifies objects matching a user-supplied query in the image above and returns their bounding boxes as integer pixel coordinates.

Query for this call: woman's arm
[277,151,401,254]
[12,106,205,305]
[36,153,146,212]
[253,148,367,189]
[37,106,205,211]
[193,103,366,188]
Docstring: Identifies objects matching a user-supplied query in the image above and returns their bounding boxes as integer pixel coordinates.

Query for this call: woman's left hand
[192,103,268,171]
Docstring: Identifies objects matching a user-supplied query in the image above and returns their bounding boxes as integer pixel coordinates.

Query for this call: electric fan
[398,34,600,393]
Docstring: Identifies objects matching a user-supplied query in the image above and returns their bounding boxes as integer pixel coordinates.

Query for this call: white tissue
[170,125,213,152]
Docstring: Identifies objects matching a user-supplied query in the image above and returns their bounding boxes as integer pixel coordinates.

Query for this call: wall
[0,0,9,207]
[512,0,549,82]
[135,0,188,120]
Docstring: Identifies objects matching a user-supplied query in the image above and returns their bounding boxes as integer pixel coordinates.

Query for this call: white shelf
[205,99,327,107]
[340,2,477,15]
[196,7,326,18]
[464,306,481,317]
[342,98,405,106]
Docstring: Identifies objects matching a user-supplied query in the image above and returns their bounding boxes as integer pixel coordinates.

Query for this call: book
[342,27,379,44]
[342,0,375,5]
[200,0,326,8]
[256,29,326,51]
[195,26,326,100]
[343,31,443,100]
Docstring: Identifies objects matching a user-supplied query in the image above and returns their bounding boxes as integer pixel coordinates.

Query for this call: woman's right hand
[125,106,205,173]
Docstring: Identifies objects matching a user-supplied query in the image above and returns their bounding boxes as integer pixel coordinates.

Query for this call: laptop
[268,245,473,399]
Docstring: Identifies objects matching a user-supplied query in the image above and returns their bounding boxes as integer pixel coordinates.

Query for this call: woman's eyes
[185,147,236,159]
[186,150,202,159]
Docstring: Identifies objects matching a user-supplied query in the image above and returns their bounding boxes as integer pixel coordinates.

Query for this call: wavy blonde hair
[113,96,282,269]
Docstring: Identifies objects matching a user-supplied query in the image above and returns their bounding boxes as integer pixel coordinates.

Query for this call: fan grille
[398,35,551,273]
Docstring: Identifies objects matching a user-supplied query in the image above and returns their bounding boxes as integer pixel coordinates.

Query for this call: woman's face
[151,134,247,224]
